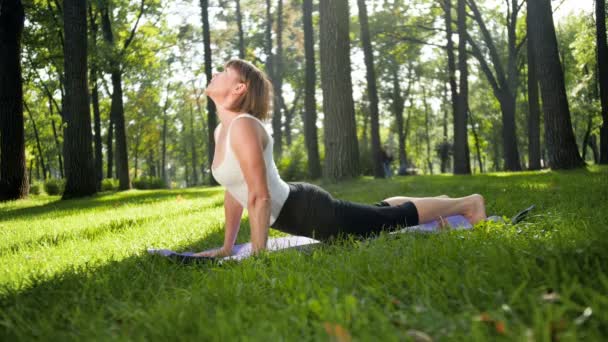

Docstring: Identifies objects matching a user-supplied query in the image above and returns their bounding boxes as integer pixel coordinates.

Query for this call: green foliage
[43,178,65,195]
[29,181,44,195]
[101,179,120,192]
[132,177,167,190]
[277,135,309,181]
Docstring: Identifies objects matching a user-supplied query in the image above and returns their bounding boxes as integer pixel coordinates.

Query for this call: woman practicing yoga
[194,59,486,257]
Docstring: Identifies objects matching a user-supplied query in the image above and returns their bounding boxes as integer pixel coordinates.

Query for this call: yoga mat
[148,213,503,264]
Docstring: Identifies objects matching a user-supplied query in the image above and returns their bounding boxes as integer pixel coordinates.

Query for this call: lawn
[0,167,607,340]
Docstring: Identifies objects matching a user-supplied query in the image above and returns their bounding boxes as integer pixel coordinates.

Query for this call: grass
[0,167,607,341]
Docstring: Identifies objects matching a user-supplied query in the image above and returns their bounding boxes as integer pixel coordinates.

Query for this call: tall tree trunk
[106,117,114,179]
[527,0,584,169]
[281,92,300,147]
[48,95,64,178]
[597,0,608,163]
[422,86,433,175]
[101,3,131,190]
[440,81,450,173]
[89,6,103,190]
[109,71,130,189]
[200,0,218,185]
[189,103,199,185]
[319,0,360,181]
[161,102,168,185]
[0,0,28,200]
[391,65,407,174]
[62,0,97,198]
[302,0,321,179]
[357,0,384,178]
[271,0,284,159]
[24,102,47,180]
[454,0,471,174]
[527,10,542,170]
[235,0,245,59]
[469,110,484,173]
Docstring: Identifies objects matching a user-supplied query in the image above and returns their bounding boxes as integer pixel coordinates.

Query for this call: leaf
[323,322,352,342]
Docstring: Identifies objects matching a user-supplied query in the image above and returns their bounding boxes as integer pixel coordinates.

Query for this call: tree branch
[121,0,146,54]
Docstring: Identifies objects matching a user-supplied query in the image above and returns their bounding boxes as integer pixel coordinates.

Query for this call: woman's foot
[463,194,487,224]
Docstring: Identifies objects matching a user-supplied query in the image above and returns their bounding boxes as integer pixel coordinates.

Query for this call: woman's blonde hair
[225,59,273,120]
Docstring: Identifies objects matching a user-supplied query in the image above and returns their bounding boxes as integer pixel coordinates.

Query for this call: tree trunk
[357,0,384,178]
[24,102,47,180]
[62,0,97,198]
[391,65,407,174]
[89,6,103,190]
[189,103,199,185]
[106,117,114,179]
[161,104,168,184]
[235,0,245,59]
[48,95,64,178]
[101,4,131,190]
[527,10,542,170]
[200,0,218,185]
[597,0,608,163]
[454,0,471,174]
[422,86,433,175]
[319,0,360,181]
[440,81,450,173]
[109,71,131,189]
[527,0,584,169]
[302,0,321,179]
[469,110,484,173]
[271,0,284,159]
[0,0,29,200]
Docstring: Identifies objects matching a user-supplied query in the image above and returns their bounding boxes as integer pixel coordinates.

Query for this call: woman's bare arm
[222,190,244,254]
[230,118,271,254]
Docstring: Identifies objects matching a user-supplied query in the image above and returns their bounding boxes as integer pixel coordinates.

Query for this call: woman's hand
[192,247,232,258]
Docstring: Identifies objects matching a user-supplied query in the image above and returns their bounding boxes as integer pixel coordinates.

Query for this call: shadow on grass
[0,186,224,222]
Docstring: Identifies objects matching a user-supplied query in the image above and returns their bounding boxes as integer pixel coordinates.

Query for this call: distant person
[380,145,394,178]
[194,59,487,257]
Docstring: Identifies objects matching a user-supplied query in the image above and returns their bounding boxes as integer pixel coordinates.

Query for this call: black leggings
[271,182,419,242]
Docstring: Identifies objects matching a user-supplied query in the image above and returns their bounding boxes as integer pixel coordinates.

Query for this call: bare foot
[464,194,487,224]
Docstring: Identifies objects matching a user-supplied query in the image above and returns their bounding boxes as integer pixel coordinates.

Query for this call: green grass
[1,167,607,340]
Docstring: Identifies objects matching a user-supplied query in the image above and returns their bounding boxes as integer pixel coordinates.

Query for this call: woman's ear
[234,83,247,95]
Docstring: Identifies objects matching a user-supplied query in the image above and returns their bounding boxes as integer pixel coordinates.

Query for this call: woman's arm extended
[230,118,271,254]
[222,190,244,254]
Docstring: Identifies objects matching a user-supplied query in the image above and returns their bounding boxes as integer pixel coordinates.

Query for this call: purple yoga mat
[147,214,498,263]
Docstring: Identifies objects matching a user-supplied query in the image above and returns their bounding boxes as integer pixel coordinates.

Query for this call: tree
[62,0,97,198]
[527,0,584,169]
[0,0,29,200]
[88,6,103,190]
[455,0,471,174]
[319,0,360,181]
[527,10,541,170]
[100,0,146,190]
[466,0,523,171]
[357,0,383,178]
[200,0,218,185]
[302,0,321,179]
[597,0,608,163]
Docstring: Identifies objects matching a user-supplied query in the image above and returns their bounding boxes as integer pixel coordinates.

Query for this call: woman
[194,59,486,257]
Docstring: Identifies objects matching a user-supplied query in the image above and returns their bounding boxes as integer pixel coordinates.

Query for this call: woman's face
[205,67,243,105]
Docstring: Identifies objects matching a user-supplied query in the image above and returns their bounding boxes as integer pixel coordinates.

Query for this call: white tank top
[211,113,290,226]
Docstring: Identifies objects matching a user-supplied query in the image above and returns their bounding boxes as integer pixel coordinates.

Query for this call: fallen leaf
[324,322,351,342]
[495,321,506,335]
[542,290,560,303]
[574,307,592,325]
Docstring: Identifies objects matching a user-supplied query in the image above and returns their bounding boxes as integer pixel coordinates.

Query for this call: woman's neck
[216,104,242,126]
